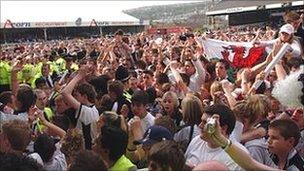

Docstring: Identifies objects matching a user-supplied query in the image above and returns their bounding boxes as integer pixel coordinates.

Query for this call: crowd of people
[0,11,304,171]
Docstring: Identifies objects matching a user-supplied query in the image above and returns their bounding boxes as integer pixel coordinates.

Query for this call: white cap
[279,24,294,35]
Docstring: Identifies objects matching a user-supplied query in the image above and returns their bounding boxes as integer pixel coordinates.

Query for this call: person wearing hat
[115,65,131,83]
[114,65,133,118]
[134,125,173,148]
[256,24,302,58]
[126,125,173,169]
[283,11,304,48]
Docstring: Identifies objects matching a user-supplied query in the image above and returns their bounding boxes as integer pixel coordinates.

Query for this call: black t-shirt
[64,108,77,128]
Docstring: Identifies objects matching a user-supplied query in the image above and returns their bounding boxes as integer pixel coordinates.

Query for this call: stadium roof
[206,0,304,16]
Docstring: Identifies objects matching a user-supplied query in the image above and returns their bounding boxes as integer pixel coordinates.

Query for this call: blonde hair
[181,94,203,125]
[210,81,223,100]
[162,91,179,108]
[233,94,270,126]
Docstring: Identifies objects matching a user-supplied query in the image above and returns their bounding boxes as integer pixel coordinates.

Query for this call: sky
[1,1,202,22]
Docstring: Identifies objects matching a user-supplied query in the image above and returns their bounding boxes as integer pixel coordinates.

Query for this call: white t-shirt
[128,112,155,133]
[185,135,247,170]
[140,112,155,133]
[75,104,99,147]
[261,38,302,58]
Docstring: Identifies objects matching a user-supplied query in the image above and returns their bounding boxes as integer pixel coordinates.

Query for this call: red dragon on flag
[199,38,266,69]
[221,45,265,68]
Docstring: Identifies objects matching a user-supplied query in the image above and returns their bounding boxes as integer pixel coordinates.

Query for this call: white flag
[199,38,265,68]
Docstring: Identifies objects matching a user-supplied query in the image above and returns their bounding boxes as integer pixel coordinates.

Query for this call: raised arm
[37,109,66,139]
[61,65,89,110]
[221,80,237,108]
[250,52,273,79]
[11,60,23,96]
[208,115,281,171]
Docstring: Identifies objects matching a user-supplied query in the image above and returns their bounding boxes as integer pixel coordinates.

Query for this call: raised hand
[12,60,24,73]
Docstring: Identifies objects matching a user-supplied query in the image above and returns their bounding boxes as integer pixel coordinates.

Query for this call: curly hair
[61,129,84,164]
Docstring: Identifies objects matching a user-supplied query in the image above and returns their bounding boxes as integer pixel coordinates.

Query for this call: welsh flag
[199,38,265,68]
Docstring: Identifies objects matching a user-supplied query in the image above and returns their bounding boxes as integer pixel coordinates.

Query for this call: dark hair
[74,83,96,103]
[148,140,186,171]
[2,120,31,152]
[255,81,266,94]
[0,153,43,171]
[34,77,47,89]
[16,85,37,111]
[204,104,236,135]
[217,59,230,70]
[131,90,149,105]
[269,119,300,146]
[98,126,128,161]
[98,94,113,113]
[107,80,124,97]
[34,134,56,162]
[0,91,13,111]
[155,73,170,85]
[88,74,110,96]
[69,150,107,171]
[145,87,157,104]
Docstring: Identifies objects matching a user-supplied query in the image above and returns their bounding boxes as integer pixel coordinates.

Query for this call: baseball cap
[279,24,294,35]
[133,125,173,146]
